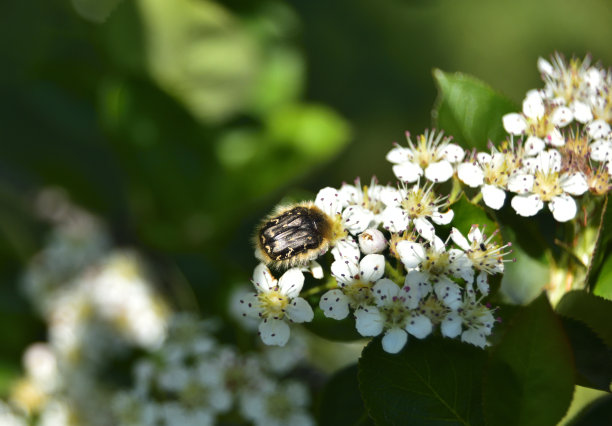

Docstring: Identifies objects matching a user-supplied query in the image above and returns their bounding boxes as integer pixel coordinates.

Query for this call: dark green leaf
[318,364,374,426]
[585,196,612,295]
[556,290,612,348]
[304,307,363,342]
[359,336,486,426]
[560,316,612,392]
[483,293,574,426]
[432,69,517,150]
[567,394,612,426]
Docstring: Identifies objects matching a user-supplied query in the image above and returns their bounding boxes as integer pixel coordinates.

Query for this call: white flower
[338,177,393,225]
[358,228,387,254]
[509,150,588,221]
[315,187,373,236]
[240,265,314,346]
[457,147,522,210]
[319,253,385,318]
[396,238,470,310]
[387,130,464,183]
[502,90,569,154]
[450,226,513,296]
[354,279,432,354]
[381,183,453,241]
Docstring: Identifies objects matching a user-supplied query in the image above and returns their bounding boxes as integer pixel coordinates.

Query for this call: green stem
[301,277,338,298]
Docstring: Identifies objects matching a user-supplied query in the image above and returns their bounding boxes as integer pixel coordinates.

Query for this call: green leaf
[447,193,501,243]
[556,290,612,348]
[483,293,575,426]
[318,364,374,426]
[560,316,612,392]
[585,196,612,296]
[593,253,612,301]
[359,336,486,426]
[432,69,517,150]
[566,394,612,426]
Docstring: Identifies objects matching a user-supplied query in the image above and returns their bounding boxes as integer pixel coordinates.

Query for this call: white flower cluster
[112,314,314,426]
[243,157,511,353]
[457,53,612,222]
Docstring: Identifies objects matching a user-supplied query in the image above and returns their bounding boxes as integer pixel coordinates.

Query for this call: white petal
[450,227,470,251]
[331,258,359,286]
[587,120,611,139]
[278,268,305,298]
[393,163,423,183]
[308,261,324,280]
[338,183,362,206]
[511,194,544,217]
[537,57,554,76]
[360,254,386,283]
[441,143,465,163]
[549,194,577,222]
[381,206,409,233]
[524,136,545,155]
[331,237,360,263]
[467,225,482,243]
[507,174,534,194]
[481,185,506,210]
[238,293,262,319]
[590,139,612,162]
[431,209,454,225]
[319,289,350,320]
[315,187,342,217]
[259,319,290,346]
[413,217,436,241]
[450,252,474,283]
[434,278,462,310]
[523,91,545,119]
[476,152,492,164]
[476,270,490,295]
[552,106,573,127]
[546,128,565,147]
[358,228,387,254]
[441,312,462,338]
[562,173,588,196]
[379,186,402,207]
[372,278,401,307]
[342,205,375,235]
[402,273,427,309]
[406,314,433,339]
[396,241,425,269]
[540,149,562,172]
[382,329,408,354]
[572,101,593,123]
[457,162,484,188]
[424,161,453,183]
[283,299,312,325]
[253,263,276,292]
[503,113,527,134]
[354,307,384,337]
[386,146,412,164]
[461,328,487,348]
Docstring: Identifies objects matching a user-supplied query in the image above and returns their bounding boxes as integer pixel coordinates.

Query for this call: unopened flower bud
[358,228,387,254]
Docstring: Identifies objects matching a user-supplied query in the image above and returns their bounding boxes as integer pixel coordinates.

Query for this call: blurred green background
[1,0,611,381]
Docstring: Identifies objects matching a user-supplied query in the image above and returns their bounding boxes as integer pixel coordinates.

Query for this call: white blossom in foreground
[319,253,385,320]
[457,144,522,210]
[396,237,470,310]
[354,279,432,354]
[510,150,588,221]
[441,296,496,348]
[240,265,314,346]
[386,130,464,183]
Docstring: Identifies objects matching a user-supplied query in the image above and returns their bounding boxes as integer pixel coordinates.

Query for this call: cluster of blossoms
[242,173,512,353]
[112,314,314,426]
[455,54,612,222]
[3,191,317,426]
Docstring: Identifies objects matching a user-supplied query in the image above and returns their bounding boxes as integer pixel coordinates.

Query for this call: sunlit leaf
[432,69,517,150]
[483,293,574,426]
